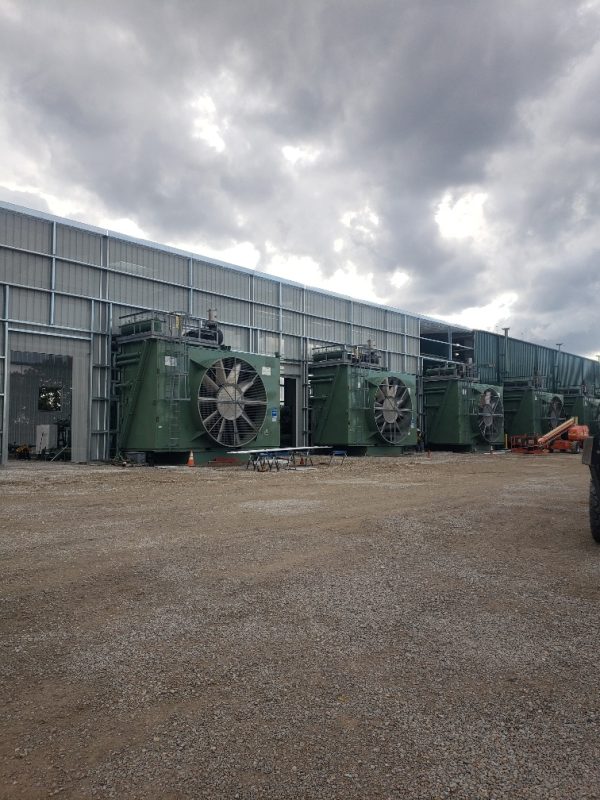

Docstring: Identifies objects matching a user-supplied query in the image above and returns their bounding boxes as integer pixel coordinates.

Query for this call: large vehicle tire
[591,479,600,543]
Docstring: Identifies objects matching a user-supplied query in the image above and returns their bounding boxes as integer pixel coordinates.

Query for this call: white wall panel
[153,283,188,313]
[210,295,250,326]
[194,260,251,299]
[254,304,279,331]
[9,287,50,324]
[0,249,51,289]
[219,324,250,352]
[253,276,278,305]
[55,261,101,297]
[282,335,302,360]
[109,240,187,283]
[387,312,406,334]
[54,295,91,329]
[281,285,303,310]
[56,225,102,265]
[282,310,303,335]
[0,209,52,253]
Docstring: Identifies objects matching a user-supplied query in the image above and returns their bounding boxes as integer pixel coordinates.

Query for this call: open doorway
[9,352,72,460]
[280,376,297,447]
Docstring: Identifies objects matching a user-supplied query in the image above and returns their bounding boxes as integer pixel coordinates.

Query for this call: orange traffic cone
[187,450,195,467]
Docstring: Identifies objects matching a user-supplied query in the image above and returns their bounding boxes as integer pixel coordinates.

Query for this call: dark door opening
[280,377,297,447]
[9,352,73,460]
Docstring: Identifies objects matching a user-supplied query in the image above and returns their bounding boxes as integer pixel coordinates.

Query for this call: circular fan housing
[373,377,412,444]
[476,388,504,442]
[197,356,267,447]
[546,395,565,430]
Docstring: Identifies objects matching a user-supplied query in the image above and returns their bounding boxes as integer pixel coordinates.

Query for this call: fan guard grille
[476,388,504,442]
[374,377,412,444]
[545,395,565,431]
[198,357,267,447]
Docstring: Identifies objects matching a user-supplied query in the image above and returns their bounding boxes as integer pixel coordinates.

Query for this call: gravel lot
[1,453,599,799]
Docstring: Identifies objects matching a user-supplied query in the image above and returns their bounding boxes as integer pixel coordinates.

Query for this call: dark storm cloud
[0,0,599,353]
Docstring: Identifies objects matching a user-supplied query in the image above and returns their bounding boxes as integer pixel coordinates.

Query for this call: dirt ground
[1,452,599,799]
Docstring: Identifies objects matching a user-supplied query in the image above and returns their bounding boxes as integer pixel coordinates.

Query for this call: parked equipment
[582,434,600,542]
[503,380,565,437]
[309,344,417,453]
[511,417,589,454]
[115,311,280,463]
[423,364,504,450]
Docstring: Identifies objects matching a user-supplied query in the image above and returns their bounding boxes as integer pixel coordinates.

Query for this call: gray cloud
[0,0,599,354]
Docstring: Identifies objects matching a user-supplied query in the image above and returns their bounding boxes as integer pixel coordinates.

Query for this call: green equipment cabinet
[115,312,280,463]
[309,345,417,454]
[424,365,504,450]
[502,381,565,437]
[561,389,600,435]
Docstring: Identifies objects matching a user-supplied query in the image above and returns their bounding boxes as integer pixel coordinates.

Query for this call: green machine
[561,388,600,435]
[115,312,280,463]
[309,344,417,454]
[424,364,504,449]
[502,379,565,437]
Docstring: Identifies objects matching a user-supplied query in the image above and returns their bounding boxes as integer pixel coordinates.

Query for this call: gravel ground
[1,453,599,799]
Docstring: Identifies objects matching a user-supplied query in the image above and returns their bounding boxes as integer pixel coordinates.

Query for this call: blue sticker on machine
[271,408,278,421]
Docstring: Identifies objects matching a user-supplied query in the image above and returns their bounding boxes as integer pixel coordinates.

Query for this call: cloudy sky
[1,0,599,356]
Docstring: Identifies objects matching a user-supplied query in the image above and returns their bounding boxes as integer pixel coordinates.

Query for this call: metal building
[2,201,598,464]
[0,201,467,464]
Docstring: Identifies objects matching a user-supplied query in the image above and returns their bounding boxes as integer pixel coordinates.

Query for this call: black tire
[591,479,600,543]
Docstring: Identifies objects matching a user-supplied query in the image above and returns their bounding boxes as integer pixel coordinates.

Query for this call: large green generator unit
[424,366,504,449]
[309,345,417,453]
[503,382,565,437]
[115,312,280,462]
[561,389,600,435]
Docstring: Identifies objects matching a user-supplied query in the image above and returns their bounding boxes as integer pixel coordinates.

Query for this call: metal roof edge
[0,199,469,333]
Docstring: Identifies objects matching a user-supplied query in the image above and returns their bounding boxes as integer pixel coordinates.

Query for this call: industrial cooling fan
[197,356,267,447]
[475,388,504,442]
[374,377,413,444]
[545,395,565,430]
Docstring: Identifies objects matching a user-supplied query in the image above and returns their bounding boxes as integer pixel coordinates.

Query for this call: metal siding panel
[282,335,302,360]
[387,312,405,334]
[212,296,250,326]
[253,276,278,305]
[353,326,380,347]
[282,310,303,335]
[111,305,144,333]
[0,209,52,253]
[331,321,348,343]
[355,304,385,329]
[387,332,404,352]
[54,295,91,329]
[153,283,188,312]
[108,273,153,307]
[56,225,102,265]
[281,285,303,310]
[254,304,279,332]
[406,317,419,338]
[257,331,279,355]
[0,249,52,289]
[218,324,250,352]
[9,287,50,324]
[406,336,420,357]
[306,317,336,341]
[109,240,186,282]
[55,261,101,297]
[193,292,214,320]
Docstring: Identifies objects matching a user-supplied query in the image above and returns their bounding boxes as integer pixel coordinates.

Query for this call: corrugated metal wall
[3,201,593,460]
[473,330,600,391]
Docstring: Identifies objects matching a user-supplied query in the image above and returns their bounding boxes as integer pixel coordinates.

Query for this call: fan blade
[202,373,220,394]
[215,360,227,386]
[238,374,258,394]
[228,360,242,384]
